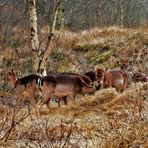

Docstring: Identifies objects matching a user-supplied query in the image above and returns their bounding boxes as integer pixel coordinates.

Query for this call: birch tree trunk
[57,2,64,30]
[119,0,124,27]
[27,0,62,75]
[37,0,62,74]
[27,0,40,73]
[50,0,62,33]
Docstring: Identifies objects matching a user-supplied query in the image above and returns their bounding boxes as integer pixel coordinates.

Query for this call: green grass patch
[89,50,113,65]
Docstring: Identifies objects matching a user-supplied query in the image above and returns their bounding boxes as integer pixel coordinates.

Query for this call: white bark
[27,0,40,72]
[37,0,62,74]
[50,0,62,33]
[119,0,124,27]
[27,0,62,74]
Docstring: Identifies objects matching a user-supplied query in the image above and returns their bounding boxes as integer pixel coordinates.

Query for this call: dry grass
[0,26,148,147]
[1,26,148,73]
[0,82,147,147]
[54,26,148,51]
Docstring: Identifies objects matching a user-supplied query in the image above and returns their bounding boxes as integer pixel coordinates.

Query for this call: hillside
[1,27,148,75]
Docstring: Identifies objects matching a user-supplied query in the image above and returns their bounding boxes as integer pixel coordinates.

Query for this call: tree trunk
[57,1,64,30]
[27,0,40,73]
[27,0,63,75]
[119,0,124,27]
[50,0,62,33]
[37,0,62,74]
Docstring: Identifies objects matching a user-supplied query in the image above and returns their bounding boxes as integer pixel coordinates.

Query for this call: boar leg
[69,93,75,104]
[57,96,61,107]
[46,98,51,111]
[37,94,51,113]
[62,96,67,105]
[56,96,67,107]
[57,96,68,107]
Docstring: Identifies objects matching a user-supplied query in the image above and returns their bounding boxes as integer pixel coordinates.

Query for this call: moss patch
[51,53,70,72]
[57,58,70,72]
[73,43,112,53]
[73,44,93,52]
[89,50,113,65]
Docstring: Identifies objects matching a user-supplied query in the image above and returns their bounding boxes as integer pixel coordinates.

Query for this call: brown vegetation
[0,82,147,147]
[0,27,148,147]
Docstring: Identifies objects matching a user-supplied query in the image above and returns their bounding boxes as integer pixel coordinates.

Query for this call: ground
[0,82,147,147]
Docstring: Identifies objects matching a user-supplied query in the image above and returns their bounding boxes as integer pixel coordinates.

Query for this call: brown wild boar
[38,73,95,109]
[7,69,41,105]
[96,68,128,92]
